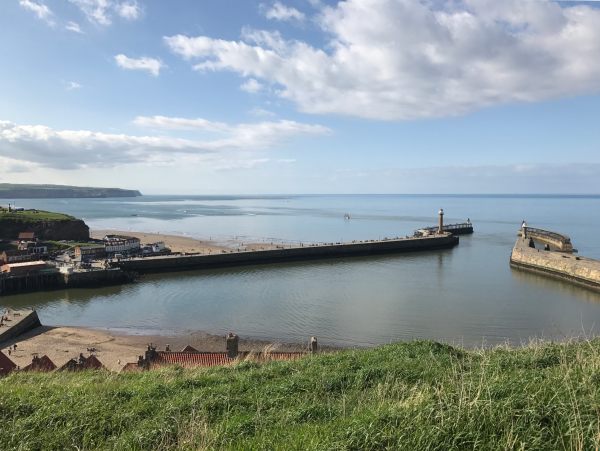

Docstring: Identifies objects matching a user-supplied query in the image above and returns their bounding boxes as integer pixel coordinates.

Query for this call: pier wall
[114,234,459,273]
[1,269,132,296]
[0,309,41,344]
[62,269,133,288]
[510,237,600,291]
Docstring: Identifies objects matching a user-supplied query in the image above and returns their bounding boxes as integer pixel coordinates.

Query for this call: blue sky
[1,0,600,194]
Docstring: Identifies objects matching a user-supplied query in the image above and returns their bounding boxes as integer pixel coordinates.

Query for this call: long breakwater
[112,233,459,274]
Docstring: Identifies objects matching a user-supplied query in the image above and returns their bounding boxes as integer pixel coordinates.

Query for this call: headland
[0,183,141,198]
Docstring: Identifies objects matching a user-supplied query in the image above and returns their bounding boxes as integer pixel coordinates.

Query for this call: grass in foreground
[1,340,599,450]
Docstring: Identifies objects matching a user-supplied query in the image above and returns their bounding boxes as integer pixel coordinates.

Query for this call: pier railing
[418,223,473,234]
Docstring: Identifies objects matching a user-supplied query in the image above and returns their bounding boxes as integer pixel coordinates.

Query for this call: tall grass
[1,339,599,450]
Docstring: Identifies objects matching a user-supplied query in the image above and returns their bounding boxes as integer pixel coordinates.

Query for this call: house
[22,355,56,372]
[18,241,48,255]
[60,354,105,371]
[141,241,170,255]
[75,245,106,262]
[122,334,311,372]
[18,232,36,241]
[103,235,140,255]
[0,249,35,265]
[0,350,17,376]
[1,261,48,275]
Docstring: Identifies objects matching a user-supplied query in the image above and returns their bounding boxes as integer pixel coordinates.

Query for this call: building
[22,355,56,372]
[103,235,140,255]
[141,241,170,255]
[75,245,106,262]
[0,350,17,376]
[122,334,313,372]
[0,250,36,265]
[60,354,105,371]
[1,261,48,275]
[18,232,36,241]
[17,241,48,255]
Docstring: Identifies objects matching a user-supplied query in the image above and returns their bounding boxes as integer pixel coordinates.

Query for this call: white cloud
[166,0,600,120]
[240,78,263,93]
[19,0,54,25]
[0,117,329,169]
[249,107,276,117]
[263,2,305,22]
[133,115,330,149]
[69,0,141,26]
[115,1,141,20]
[115,54,164,76]
[65,21,84,33]
[69,0,112,25]
[132,116,230,133]
[65,81,82,90]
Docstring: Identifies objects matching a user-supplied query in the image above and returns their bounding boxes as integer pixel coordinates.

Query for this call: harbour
[1,194,599,347]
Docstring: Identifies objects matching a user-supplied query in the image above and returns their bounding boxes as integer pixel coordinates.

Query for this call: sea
[2,194,600,347]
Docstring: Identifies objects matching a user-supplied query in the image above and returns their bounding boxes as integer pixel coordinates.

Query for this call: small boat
[344,213,351,220]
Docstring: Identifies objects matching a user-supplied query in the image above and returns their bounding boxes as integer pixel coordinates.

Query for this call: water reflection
[510,267,600,304]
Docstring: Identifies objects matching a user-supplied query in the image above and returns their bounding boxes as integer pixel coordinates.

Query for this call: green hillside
[1,339,598,450]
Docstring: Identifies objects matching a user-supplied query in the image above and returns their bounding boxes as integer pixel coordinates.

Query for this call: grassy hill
[0,183,141,199]
[0,208,74,221]
[1,339,598,450]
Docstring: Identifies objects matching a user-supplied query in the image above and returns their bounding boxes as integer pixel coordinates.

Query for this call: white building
[103,235,140,254]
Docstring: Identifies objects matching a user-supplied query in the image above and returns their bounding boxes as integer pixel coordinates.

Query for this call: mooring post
[438,208,444,233]
[226,332,239,358]
[310,336,318,354]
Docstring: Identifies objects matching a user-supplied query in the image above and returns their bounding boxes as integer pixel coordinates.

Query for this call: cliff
[0,184,141,199]
[0,216,89,241]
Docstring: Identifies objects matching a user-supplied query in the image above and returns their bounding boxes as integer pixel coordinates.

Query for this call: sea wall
[0,309,41,344]
[0,268,133,296]
[113,234,459,273]
[62,268,134,287]
[0,218,89,241]
[510,237,600,291]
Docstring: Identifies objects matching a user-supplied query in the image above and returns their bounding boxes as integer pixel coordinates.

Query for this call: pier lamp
[438,208,444,233]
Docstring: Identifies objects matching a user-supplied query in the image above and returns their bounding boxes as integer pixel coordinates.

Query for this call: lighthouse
[438,208,444,233]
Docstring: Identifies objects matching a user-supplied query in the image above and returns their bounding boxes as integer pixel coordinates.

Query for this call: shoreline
[0,325,333,372]
[90,229,288,254]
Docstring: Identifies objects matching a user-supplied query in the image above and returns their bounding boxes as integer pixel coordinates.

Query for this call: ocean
[2,194,600,347]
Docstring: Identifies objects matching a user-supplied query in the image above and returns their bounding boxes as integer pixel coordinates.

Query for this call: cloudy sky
[1,0,600,194]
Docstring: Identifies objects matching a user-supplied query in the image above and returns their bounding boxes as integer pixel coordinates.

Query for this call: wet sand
[0,326,321,372]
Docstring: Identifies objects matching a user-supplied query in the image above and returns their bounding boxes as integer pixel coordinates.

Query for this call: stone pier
[510,235,600,292]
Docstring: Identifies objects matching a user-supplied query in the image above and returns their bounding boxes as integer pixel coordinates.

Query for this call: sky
[1,0,600,194]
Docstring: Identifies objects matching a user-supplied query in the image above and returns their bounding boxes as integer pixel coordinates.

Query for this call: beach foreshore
[90,229,285,254]
[1,326,320,372]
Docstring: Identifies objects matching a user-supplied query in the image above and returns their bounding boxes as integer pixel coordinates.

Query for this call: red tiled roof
[18,232,35,240]
[23,355,56,372]
[0,351,17,376]
[153,352,234,368]
[150,351,307,369]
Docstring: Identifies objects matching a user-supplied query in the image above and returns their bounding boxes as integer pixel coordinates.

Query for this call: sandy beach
[90,229,285,254]
[1,326,316,372]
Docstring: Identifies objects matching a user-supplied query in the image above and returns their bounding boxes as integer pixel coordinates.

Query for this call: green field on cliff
[0,209,74,221]
[1,340,599,450]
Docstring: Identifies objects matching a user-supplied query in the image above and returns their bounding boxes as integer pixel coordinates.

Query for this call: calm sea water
[2,194,600,347]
